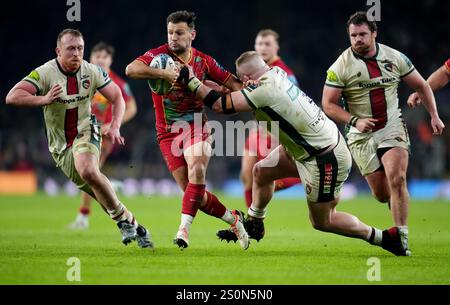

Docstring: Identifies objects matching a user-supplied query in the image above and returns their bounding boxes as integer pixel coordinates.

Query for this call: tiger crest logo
[82,79,90,89]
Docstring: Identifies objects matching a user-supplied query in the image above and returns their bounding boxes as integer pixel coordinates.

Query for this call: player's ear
[190,29,196,41]
[373,31,377,39]
[55,46,60,57]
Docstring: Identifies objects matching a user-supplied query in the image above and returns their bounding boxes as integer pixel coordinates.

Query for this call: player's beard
[68,60,81,71]
[353,43,371,56]
[169,41,190,55]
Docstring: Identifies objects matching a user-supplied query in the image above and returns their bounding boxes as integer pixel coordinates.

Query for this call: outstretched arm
[407,64,450,108]
[427,64,450,91]
[223,75,244,91]
[185,67,252,114]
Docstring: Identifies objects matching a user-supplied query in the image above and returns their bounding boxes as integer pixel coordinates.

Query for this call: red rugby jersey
[137,44,232,134]
[268,56,298,86]
[91,70,134,124]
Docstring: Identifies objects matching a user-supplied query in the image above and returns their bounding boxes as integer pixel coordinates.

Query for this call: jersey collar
[55,58,80,76]
[267,56,280,67]
[168,46,193,64]
[351,43,379,61]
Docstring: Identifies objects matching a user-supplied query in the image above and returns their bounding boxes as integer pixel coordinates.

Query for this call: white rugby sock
[248,204,266,219]
[180,213,194,231]
[221,210,236,225]
[367,227,383,245]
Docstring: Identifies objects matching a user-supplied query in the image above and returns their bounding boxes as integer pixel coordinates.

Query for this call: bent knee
[78,167,101,184]
[252,162,267,185]
[388,174,407,190]
[372,189,390,203]
[310,218,331,232]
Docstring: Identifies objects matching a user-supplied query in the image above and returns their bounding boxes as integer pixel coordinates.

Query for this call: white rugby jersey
[325,43,415,133]
[23,59,111,154]
[242,67,339,161]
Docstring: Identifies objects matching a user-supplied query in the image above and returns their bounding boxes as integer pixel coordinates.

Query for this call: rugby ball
[147,54,176,95]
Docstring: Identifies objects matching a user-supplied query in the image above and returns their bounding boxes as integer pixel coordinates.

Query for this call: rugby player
[322,12,445,256]
[6,29,153,249]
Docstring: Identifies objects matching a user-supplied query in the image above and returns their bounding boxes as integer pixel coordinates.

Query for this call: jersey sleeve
[136,47,164,65]
[287,75,299,86]
[22,64,48,95]
[204,55,232,85]
[445,58,450,73]
[397,51,415,78]
[325,56,346,88]
[92,65,112,90]
[240,80,271,109]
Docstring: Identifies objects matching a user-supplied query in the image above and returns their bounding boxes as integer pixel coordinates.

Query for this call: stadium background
[1,0,449,199]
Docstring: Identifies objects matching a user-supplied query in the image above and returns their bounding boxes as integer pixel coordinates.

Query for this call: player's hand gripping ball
[147,54,177,95]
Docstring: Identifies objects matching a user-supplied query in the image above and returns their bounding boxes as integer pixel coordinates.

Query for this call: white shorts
[295,133,352,203]
[346,116,410,176]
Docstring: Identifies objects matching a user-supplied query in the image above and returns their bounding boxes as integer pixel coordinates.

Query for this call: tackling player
[125,11,249,250]
[69,42,137,230]
[6,29,153,249]
[240,29,301,209]
[322,12,445,256]
[183,51,408,256]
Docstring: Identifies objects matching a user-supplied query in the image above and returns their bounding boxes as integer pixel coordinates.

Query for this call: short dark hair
[167,10,196,29]
[257,29,280,43]
[91,41,115,57]
[347,11,377,33]
[57,28,83,46]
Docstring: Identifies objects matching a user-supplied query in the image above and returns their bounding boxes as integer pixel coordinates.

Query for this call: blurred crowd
[1,0,449,189]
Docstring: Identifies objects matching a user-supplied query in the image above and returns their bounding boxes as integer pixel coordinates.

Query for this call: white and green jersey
[241,67,339,161]
[325,43,415,134]
[23,59,111,155]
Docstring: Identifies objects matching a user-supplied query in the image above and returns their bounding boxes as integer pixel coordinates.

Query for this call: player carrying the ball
[6,29,153,249]
[126,11,248,250]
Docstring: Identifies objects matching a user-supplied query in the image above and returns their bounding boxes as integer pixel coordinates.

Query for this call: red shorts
[158,121,211,172]
[100,136,114,159]
[244,128,278,160]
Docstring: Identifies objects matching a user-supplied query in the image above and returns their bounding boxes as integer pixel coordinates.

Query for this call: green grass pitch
[1,193,449,284]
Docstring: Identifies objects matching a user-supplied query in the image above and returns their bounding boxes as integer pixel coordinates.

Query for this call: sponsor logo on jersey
[358,77,396,88]
[55,94,89,104]
[326,70,339,82]
[323,163,333,194]
[28,70,40,81]
[82,79,90,89]
[381,59,394,72]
